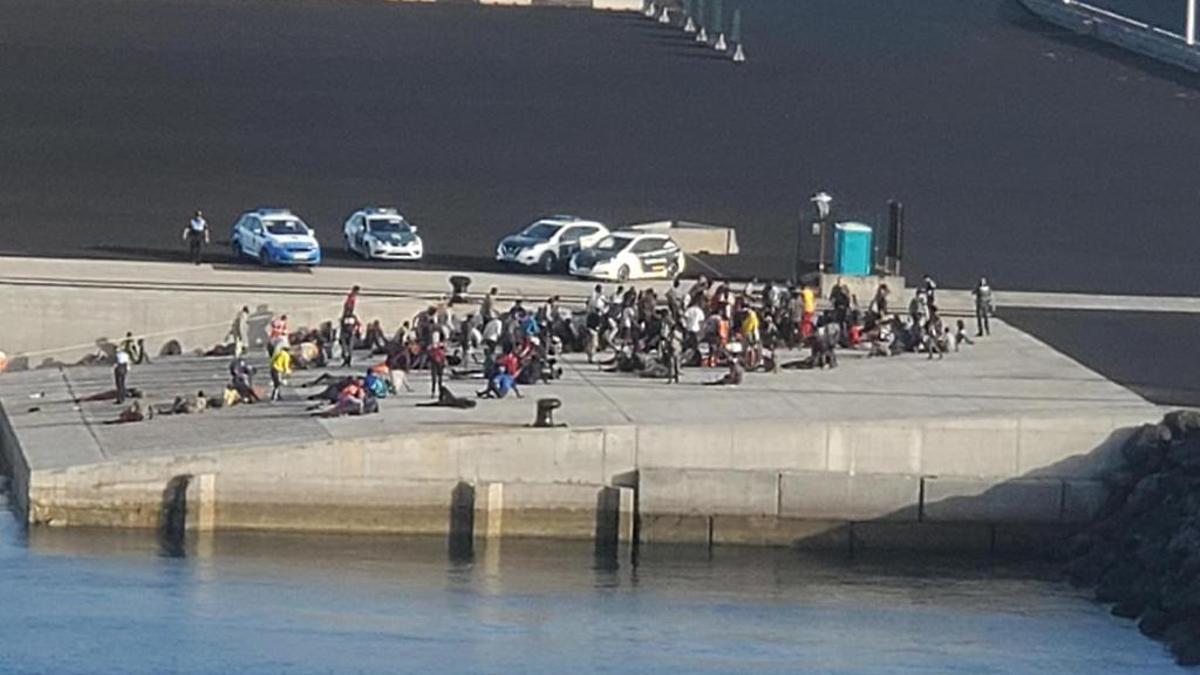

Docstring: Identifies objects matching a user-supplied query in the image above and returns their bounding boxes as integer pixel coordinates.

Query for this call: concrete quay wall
[1019,0,1200,73]
[0,283,430,369]
[13,411,1155,551]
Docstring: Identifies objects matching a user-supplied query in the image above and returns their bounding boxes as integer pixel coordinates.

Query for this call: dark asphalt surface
[3,0,1200,291]
[1004,308,1200,407]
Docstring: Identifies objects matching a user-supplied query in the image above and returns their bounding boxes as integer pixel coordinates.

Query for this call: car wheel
[231,238,241,259]
[617,265,630,282]
[259,248,270,266]
[539,252,557,274]
[667,260,680,279]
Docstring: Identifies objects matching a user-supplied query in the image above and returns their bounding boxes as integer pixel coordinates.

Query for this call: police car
[568,231,685,282]
[230,208,322,266]
[494,216,609,273]
[342,207,423,261]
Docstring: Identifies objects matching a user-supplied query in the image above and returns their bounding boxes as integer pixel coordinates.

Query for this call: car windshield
[594,235,633,252]
[263,219,308,236]
[368,218,409,234]
[521,222,561,240]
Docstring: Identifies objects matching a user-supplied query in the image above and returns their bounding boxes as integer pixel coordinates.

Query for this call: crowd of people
[103,275,997,422]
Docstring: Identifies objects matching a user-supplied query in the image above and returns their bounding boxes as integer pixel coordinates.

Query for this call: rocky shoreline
[1067,410,1200,666]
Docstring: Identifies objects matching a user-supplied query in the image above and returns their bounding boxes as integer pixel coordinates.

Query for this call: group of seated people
[207,272,980,418]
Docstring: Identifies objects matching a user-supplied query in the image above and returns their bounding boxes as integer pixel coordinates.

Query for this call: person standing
[227,306,250,356]
[339,313,359,368]
[267,314,288,357]
[269,345,293,402]
[182,210,209,265]
[800,284,817,339]
[921,274,938,312]
[342,285,361,319]
[428,341,447,399]
[113,348,131,404]
[972,277,994,337]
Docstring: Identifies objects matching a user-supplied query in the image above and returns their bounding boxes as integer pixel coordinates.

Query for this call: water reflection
[0,497,1185,674]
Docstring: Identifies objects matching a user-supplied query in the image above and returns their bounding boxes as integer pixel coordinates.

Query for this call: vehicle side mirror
[410,225,418,233]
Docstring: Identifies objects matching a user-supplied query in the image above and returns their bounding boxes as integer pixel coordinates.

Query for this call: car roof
[533,216,606,228]
[355,206,405,218]
[610,230,675,244]
[247,207,296,218]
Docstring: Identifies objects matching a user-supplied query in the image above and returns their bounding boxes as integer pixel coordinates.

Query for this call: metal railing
[1062,0,1195,45]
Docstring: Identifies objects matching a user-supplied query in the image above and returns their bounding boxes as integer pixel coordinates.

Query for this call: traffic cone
[714,32,727,51]
[658,6,671,24]
[684,16,696,33]
[732,42,746,63]
[696,26,708,43]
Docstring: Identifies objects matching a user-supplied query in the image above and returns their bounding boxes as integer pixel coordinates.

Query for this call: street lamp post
[810,191,832,273]
[1188,0,1197,46]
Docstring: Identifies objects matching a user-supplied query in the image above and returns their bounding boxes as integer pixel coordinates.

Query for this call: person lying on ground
[102,399,153,424]
[417,385,477,409]
[310,380,367,417]
[303,375,358,403]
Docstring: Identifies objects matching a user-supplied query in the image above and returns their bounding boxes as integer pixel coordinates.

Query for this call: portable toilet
[833,222,872,276]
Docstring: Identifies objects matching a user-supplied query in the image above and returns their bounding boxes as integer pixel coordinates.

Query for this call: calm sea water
[0,489,1182,675]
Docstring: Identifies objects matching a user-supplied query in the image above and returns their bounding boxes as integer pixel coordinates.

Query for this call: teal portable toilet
[833,222,872,276]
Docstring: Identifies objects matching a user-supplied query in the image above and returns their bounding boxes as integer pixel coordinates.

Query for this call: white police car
[495,216,609,273]
[569,231,685,282]
[343,207,423,261]
[230,208,322,266]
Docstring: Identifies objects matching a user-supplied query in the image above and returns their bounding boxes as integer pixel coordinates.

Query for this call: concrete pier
[0,259,1162,552]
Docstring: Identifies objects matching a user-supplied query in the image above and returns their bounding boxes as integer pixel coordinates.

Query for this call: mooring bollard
[732,43,746,63]
[658,6,671,24]
[449,275,472,305]
[696,26,708,43]
[714,32,727,51]
[684,15,697,33]
[645,1,657,18]
[532,397,564,428]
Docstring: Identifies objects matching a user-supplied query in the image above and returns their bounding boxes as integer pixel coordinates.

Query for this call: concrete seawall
[1,406,1157,553]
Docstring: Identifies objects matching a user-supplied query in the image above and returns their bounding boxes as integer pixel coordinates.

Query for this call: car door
[247,217,265,255]
[350,215,366,252]
[557,227,583,260]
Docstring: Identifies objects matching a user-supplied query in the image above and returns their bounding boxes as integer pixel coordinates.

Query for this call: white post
[1188,0,1197,46]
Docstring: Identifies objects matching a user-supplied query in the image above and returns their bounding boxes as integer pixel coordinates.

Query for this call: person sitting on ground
[704,356,744,386]
[229,356,260,403]
[924,311,948,360]
[477,365,522,399]
[954,319,975,352]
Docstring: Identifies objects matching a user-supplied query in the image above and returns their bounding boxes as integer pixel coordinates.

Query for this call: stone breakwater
[1067,410,1200,666]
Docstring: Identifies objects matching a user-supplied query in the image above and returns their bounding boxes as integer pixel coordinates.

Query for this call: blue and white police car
[343,207,423,261]
[230,208,322,266]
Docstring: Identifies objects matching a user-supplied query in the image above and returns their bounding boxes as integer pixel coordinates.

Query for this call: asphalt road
[3,0,1200,292]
